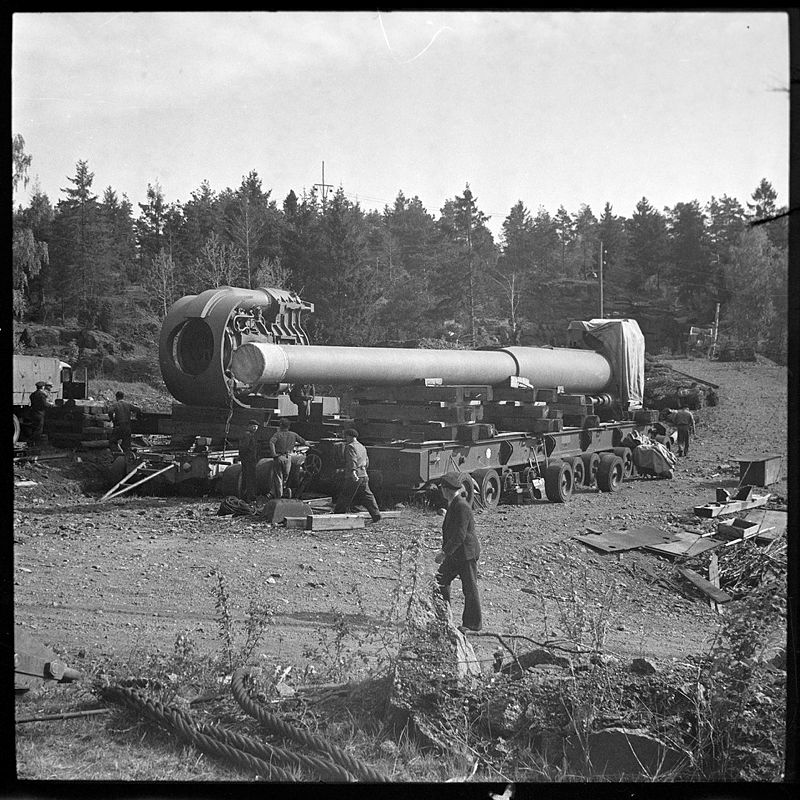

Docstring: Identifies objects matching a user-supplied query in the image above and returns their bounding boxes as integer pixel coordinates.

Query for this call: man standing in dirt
[669,406,696,456]
[268,419,307,498]
[28,381,51,447]
[238,419,261,502]
[333,428,381,522]
[434,472,482,632]
[109,391,140,456]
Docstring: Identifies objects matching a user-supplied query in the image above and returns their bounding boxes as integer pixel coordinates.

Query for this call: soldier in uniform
[434,472,483,632]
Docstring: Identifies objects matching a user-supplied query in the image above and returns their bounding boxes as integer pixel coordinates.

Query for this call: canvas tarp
[567,319,645,410]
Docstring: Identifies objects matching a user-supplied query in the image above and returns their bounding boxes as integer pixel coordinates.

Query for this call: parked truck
[13,355,86,444]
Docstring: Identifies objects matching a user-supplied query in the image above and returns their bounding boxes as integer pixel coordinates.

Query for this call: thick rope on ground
[101,685,353,782]
[232,668,390,783]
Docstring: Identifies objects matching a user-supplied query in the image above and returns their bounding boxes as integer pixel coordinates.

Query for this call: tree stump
[384,578,481,755]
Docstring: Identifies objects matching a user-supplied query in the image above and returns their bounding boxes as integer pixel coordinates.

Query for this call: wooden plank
[708,553,721,612]
[573,526,678,553]
[751,510,787,542]
[678,567,732,604]
[283,516,308,529]
[644,531,726,557]
[306,515,366,531]
[693,493,769,517]
[351,510,402,519]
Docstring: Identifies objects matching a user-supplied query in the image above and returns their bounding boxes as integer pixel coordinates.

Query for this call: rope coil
[231,668,390,782]
[101,684,355,782]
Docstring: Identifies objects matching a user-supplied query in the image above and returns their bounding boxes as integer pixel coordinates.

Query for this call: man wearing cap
[109,391,141,456]
[334,428,381,522]
[238,419,261,502]
[435,472,482,632]
[28,381,52,447]
[269,419,307,498]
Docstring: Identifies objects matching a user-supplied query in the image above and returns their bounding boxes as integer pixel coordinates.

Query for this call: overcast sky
[12,11,789,238]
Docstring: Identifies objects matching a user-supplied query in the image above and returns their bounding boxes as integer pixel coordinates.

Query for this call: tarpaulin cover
[568,319,645,409]
[623,430,677,477]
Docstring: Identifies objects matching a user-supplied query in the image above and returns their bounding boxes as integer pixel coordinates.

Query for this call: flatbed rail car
[308,418,644,508]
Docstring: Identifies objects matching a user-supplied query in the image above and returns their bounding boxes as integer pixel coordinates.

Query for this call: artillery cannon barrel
[230,342,614,394]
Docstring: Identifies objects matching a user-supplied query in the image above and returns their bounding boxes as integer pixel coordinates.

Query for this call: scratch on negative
[378,12,453,64]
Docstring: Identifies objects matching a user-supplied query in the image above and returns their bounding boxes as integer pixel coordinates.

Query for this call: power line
[313,161,333,209]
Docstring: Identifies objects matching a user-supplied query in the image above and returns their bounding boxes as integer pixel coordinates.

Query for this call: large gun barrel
[230,341,614,394]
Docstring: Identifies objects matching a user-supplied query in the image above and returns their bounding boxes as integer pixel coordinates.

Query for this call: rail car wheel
[612,447,634,479]
[472,468,501,508]
[544,460,574,503]
[303,448,323,480]
[564,457,585,489]
[522,466,543,500]
[597,454,624,492]
[580,452,600,487]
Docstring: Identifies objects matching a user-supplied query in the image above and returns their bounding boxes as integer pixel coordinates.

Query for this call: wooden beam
[305,514,366,531]
[678,567,732,604]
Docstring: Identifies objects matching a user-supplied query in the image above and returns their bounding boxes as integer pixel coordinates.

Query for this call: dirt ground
[13,358,788,711]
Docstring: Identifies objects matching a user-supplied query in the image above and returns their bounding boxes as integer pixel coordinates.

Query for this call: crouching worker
[434,472,482,632]
[334,428,381,522]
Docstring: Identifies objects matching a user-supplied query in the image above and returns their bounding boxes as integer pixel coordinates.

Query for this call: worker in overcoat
[434,472,483,632]
[28,381,52,446]
[238,419,261,502]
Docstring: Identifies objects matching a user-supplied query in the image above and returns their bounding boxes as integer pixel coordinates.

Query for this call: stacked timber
[45,402,113,450]
[352,384,492,443]
[481,379,576,433]
[169,403,287,448]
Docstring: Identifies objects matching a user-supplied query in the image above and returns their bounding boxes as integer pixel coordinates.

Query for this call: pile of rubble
[644,358,718,411]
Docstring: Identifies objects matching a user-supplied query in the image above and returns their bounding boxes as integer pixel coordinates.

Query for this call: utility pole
[710,301,721,359]
[314,161,333,210]
[598,240,605,318]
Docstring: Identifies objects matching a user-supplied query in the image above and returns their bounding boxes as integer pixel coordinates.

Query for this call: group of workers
[24,384,699,636]
[26,383,139,456]
[238,414,482,632]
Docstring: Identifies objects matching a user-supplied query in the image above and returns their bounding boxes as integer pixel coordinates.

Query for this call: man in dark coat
[109,391,141,456]
[289,383,315,423]
[268,419,307,498]
[435,472,482,632]
[333,428,381,522]
[28,381,51,446]
[238,419,260,502]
